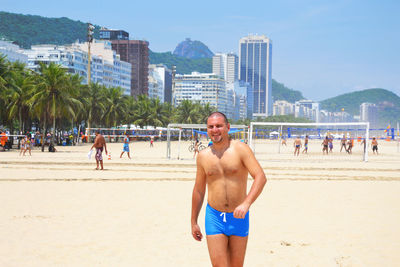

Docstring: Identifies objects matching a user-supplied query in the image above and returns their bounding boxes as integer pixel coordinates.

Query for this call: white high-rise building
[295,100,320,122]
[148,64,164,102]
[173,72,227,114]
[212,52,238,84]
[24,40,131,95]
[239,34,272,117]
[360,102,378,127]
[273,100,295,116]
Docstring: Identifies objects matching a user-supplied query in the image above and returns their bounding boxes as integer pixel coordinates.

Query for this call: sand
[0,139,399,266]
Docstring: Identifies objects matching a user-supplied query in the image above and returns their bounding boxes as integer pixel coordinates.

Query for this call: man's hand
[192,224,203,241]
[105,149,108,155]
[233,202,250,219]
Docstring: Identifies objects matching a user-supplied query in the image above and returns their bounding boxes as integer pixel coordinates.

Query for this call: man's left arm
[233,142,267,219]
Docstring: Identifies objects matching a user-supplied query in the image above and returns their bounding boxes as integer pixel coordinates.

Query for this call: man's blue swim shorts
[205,203,249,237]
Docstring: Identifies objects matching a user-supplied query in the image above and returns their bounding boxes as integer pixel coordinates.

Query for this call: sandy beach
[0,139,399,266]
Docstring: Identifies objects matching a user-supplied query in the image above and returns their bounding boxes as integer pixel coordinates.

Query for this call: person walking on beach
[302,135,309,154]
[0,130,8,151]
[294,136,302,156]
[322,136,329,155]
[347,138,354,154]
[120,134,131,159]
[191,112,266,267]
[150,136,154,147]
[371,137,379,154]
[340,135,347,152]
[19,136,26,156]
[90,130,108,170]
[23,134,32,156]
[328,136,334,153]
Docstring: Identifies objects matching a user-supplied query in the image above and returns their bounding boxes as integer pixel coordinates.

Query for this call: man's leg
[100,160,104,170]
[206,234,229,267]
[229,235,248,267]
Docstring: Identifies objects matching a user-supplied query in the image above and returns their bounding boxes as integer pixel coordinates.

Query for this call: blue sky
[1,0,399,100]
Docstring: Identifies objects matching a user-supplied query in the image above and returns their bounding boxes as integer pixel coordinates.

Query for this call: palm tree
[199,102,216,124]
[102,86,127,127]
[29,63,74,150]
[175,100,202,124]
[132,94,152,128]
[80,82,108,134]
[6,61,34,133]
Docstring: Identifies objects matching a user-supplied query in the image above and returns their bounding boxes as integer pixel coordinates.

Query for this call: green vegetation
[0,55,217,142]
[272,80,304,103]
[149,50,212,74]
[320,88,400,126]
[0,11,99,48]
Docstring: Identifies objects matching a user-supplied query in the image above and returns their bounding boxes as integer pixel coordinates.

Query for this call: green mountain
[320,88,400,126]
[0,11,100,48]
[272,80,304,103]
[173,38,214,59]
[149,50,212,74]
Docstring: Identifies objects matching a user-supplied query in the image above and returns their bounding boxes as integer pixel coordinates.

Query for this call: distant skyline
[1,0,399,100]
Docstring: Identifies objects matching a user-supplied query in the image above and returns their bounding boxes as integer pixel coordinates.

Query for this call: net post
[249,123,254,152]
[167,125,171,159]
[364,122,369,162]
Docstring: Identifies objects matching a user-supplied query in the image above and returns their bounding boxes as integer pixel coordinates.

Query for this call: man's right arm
[90,137,97,150]
[191,153,206,241]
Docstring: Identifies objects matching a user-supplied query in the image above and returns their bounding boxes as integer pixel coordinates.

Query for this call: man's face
[207,115,230,143]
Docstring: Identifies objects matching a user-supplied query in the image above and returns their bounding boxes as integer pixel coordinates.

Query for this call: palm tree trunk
[41,115,46,152]
[52,94,56,145]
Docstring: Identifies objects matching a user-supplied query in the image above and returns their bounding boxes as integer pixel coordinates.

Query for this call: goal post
[249,122,370,162]
[166,123,248,159]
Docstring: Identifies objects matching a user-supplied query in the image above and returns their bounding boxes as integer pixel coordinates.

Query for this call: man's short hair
[95,130,100,134]
[206,111,229,124]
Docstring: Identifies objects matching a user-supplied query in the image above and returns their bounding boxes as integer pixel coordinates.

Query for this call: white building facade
[148,64,165,102]
[0,40,27,63]
[173,72,228,114]
[212,52,238,84]
[24,40,131,95]
[273,100,295,116]
[360,102,378,127]
[294,100,320,122]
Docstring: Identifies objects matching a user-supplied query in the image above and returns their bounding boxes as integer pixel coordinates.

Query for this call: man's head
[95,130,100,136]
[206,112,230,144]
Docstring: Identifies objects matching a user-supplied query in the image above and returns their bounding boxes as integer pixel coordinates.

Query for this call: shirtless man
[191,112,266,267]
[371,137,378,154]
[120,134,131,159]
[340,135,347,152]
[90,130,108,170]
[302,135,309,154]
[322,136,329,155]
[347,138,354,154]
[293,136,302,156]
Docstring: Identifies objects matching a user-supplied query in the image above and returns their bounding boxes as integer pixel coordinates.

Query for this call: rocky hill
[173,38,214,59]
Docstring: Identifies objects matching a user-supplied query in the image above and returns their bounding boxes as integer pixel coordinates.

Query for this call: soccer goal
[249,122,370,162]
[166,123,248,159]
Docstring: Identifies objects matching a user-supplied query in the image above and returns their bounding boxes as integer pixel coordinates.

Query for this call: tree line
[0,55,218,147]
[0,54,313,146]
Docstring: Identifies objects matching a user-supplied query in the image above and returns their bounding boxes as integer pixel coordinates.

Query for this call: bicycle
[188,141,206,152]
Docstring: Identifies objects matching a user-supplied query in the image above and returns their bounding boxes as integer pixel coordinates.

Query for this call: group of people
[292,135,379,155]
